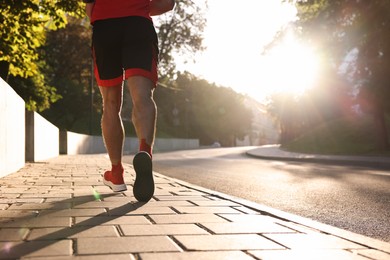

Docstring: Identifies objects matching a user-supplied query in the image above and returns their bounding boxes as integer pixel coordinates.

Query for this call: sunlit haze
[176,0,321,102]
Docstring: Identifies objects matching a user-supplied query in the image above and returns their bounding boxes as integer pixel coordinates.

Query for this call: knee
[103,97,122,115]
[132,91,155,112]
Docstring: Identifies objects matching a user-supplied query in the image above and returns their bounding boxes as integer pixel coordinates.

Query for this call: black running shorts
[92,16,159,87]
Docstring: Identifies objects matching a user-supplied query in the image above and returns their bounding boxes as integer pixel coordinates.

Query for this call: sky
[176,0,321,102]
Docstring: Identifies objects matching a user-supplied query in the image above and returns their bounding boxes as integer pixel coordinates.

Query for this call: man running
[84,0,175,201]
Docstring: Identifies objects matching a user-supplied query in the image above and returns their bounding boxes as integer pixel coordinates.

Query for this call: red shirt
[91,0,151,23]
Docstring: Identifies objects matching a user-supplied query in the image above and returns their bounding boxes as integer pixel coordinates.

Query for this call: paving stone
[201,221,295,234]
[155,183,183,189]
[107,206,176,216]
[121,224,209,236]
[190,200,241,207]
[76,236,180,254]
[0,194,19,199]
[27,225,119,240]
[31,180,64,185]
[18,188,52,194]
[0,204,9,210]
[48,189,75,194]
[72,201,131,209]
[0,180,26,185]
[174,234,284,251]
[219,213,276,223]
[173,206,242,214]
[272,220,323,234]
[97,196,132,202]
[0,188,29,193]
[39,208,107,217]
[0,198,44,204]
[0,216,71,228]
[0,210,37,218]
[8,203,71,210]
[152,189,174,196]
[21,255,135,260]
[264,233,368,250]
[233,206,262,214]
[150,214,229,224]
[0,240,71,259]
[0,228,29,241]
[352,249,390,260]
[70,196,107,205]
[19,193,73,199]
[138,200,195,207]
[169,189,208,196]
[75,216,151,226]
[140,251,255,260]
[155,196,211,201]
[248,249,369,260]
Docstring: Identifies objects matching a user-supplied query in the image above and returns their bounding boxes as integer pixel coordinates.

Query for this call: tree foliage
[0,0,84,111]
[0,0,84,78]
[40,18,100,132]
[155,72,253,146]
[154,0,207,79]
[1,0,206,112]
[270,0,390,148]
[38,1,207,133]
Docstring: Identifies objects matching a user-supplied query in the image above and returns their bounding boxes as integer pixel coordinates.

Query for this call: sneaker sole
[133,152,154,202]
[103,179,127,192]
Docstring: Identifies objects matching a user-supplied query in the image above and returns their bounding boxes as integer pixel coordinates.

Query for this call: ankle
[111,163,123,174]
[139,139,152,157]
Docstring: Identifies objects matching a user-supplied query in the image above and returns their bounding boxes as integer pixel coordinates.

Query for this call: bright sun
[176,0,321,101]
[260,35,321,96]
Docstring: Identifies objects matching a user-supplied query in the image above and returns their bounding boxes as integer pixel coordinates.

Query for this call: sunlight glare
[177,0,322,101]
[260,34,321,95]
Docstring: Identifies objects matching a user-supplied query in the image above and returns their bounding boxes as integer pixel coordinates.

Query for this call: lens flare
[2,242,12,253]
[92,188,101,201]
[18,228,28,239]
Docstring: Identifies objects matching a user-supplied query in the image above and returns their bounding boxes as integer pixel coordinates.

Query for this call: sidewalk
[1,154,390,259]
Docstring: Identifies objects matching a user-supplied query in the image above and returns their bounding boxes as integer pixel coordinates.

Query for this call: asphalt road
[124,147,390,242]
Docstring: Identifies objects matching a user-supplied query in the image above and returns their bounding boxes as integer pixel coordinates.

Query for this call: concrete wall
[63,131,111,155]
[26,111,59,162]
[62,131,199,155]
[0,78,25,177]
[1,77,199,176]
[154,138,199,152]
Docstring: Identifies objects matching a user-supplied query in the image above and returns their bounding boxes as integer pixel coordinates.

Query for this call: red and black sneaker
[103,165,127,192]
[133,151,154,202]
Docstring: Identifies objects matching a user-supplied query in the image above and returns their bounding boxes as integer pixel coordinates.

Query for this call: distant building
[236,97,280,146]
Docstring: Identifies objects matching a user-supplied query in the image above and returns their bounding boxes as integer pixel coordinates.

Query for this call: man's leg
[127,76,156,201]
[128,76,157,155]
[100,84,124,163]
[99,84,126,192]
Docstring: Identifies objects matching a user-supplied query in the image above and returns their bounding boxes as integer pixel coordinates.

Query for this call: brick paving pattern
[0,155,389,259]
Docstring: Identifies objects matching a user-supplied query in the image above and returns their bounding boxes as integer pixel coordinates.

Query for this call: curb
[246,147,390,169]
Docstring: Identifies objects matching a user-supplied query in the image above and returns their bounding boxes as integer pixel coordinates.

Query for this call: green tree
[0,0,84,110]
[155,72,252,146]
[1,0,206,127]
[287,0,390,149]
[40,17,100,133]
[154,0,207,80]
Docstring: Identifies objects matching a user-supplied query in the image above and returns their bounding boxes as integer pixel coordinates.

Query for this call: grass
[282,115,390,156]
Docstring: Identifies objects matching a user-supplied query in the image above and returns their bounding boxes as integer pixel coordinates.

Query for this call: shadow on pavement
[0,193,146,259]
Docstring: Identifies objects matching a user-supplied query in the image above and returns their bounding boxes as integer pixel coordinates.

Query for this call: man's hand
[150,0,175,16]
[85,3,94,21]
